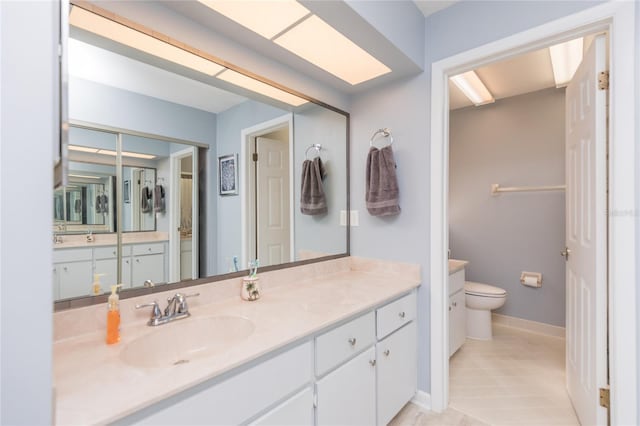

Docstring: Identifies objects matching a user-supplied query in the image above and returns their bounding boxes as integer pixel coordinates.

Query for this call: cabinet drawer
[315,311,375,376]
[132,242,165,256]
[376,292,416,339]
[94,245,131,260]
[134,342,312,425]
[53,248,92,263]
[449,269,465,295]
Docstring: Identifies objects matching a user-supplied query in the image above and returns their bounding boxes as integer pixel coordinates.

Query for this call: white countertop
[449,259,469,275]
[53,258,420,425]
[53,231,169,249]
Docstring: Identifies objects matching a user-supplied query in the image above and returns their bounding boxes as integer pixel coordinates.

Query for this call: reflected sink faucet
[136,292,200,326]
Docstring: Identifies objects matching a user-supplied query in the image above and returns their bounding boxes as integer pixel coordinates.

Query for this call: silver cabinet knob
[452,301,457,307]
[449,306,452,311]
[348,337,357,346]
[399,311,406,319]
[383,349,390,357]
[369,359,376,367]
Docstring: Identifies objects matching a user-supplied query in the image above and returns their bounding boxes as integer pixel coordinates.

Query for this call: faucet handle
[136,301,162,321]
[175,292,200,314]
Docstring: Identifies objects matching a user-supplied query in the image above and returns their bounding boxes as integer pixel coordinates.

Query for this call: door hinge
[252,153,258,162]
[598,71,609,90]
[313,392,318,408]
[599,387,610,408]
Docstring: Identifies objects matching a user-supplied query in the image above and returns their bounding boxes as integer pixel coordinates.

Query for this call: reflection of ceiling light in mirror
[450,71,495,106]
[69,6,224,76]
[68,145,99,153]
[549,38,583,87]
[216,69,307,106]
[198,0,311,39]
[78,148,157,160]
[69,174,101,180]
[273,15,391,85]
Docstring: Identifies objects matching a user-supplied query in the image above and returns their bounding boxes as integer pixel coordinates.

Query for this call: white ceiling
[449,45,559,110]
[68,38,247,114]
[413,0,460,17]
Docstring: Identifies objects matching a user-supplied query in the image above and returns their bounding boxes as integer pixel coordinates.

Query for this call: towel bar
[491,183,566,195]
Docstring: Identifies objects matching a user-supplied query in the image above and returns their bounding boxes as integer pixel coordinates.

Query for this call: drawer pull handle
[383,349,390,357]
[449,305,452,311]
[399,311,406,319]
[369,359,376,367]
[148,248,152,252]
[452,301,457,307]
[348,337,357,346]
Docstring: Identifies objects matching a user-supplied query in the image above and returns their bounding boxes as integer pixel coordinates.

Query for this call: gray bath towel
[300,157,327,215]
[366,145,400,216]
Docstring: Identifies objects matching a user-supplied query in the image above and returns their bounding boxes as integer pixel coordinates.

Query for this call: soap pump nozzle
[108,284,122,311]
[92,273,106,296]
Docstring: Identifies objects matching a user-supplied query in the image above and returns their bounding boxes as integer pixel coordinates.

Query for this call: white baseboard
[492,313,565,338]
[411,390,431,411]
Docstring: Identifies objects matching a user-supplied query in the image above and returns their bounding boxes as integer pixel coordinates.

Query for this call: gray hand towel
[300,157,327,215]
[153,184,165,213]
[366,145,400,216]
[141,186,153,213]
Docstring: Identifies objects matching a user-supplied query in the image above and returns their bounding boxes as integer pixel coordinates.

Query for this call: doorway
[240,114,295,270]
[429,3,637,425]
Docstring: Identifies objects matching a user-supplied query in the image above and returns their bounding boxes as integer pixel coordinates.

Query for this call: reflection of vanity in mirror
[54,3,349,305]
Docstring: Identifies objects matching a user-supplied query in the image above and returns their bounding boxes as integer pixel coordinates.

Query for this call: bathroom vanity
[53,257,420,425]
[448,259,468,357]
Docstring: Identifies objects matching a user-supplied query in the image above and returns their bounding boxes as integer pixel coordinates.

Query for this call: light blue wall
[0,1,56,423]
[351,0,607,393]
[449,88,566,327]
[215,100,288,273]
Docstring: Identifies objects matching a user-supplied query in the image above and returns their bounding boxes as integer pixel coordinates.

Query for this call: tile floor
[390,323,579,426]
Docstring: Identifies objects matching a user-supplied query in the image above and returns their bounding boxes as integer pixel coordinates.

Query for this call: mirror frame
[55,2,350,311]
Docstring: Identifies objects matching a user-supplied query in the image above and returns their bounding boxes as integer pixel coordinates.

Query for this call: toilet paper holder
[520,271,542,287]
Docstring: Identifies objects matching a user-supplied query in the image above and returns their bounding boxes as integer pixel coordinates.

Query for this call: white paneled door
[256,137,290,267]
[565,34,607,426]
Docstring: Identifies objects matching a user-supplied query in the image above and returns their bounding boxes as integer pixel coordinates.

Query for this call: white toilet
[464,281,507,340]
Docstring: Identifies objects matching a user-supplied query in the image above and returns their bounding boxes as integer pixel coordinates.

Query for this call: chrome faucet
[136,292,200,326]
[53,233,63,244]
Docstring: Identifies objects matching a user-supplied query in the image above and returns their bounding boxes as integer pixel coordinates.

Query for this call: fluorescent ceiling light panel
[93,149,156,159]
[450,71,495,106]
[199,0,310,39]
[549,38,583,87]
[69,6,224,76]
[216,69,307,106]
[68,145,99,153]
[273,15,391,85]
[69,174,101,180]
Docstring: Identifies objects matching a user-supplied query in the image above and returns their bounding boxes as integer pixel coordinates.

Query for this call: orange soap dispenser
[106,284,122,345]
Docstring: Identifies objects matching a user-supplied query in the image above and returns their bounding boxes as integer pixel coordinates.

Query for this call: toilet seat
[464,281,506,298]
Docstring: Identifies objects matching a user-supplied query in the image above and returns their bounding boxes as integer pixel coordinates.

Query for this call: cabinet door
[316,347,376,426]
[451,290,466,355]
[131,253,164,288]
[377,321,417,425]
[57,261,93,299]
[250,387,313,426]
[94,258,132,289]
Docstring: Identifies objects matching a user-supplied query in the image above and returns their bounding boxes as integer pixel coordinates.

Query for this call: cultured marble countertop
[52,231,169,249]
[448,259,469,275]
[53,260,420,425]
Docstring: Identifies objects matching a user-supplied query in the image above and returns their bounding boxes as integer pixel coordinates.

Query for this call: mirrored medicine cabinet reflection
[54,2,349,308]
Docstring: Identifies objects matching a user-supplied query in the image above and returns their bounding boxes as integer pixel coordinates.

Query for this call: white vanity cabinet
[250,387,314,426]
[376,293,417,426]
[53,248,93,299]
[130,243,166,287]
[316,347,377,426]
[449,269,466,357]
[94,246,131,289]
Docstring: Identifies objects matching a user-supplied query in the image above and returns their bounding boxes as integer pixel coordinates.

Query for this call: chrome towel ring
[305,143,322,159]
[370,128,393,147]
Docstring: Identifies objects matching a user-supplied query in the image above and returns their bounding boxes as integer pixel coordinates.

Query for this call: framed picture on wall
[219,154,238,196]
[123,180,131,203]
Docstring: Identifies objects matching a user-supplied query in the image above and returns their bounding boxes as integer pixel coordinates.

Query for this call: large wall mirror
[55,2,349,307]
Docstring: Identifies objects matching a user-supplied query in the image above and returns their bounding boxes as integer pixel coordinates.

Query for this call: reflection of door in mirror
[170,147,198,282]
[252,127,292,268]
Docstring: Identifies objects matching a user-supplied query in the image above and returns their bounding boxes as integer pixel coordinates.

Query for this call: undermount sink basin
[121,316,255,368]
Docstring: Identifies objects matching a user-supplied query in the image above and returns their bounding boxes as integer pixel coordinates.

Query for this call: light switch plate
[339,210,347,226]
[350,210,359,226]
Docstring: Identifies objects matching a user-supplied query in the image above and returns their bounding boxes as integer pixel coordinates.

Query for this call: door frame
[169,146,198,282]
[240,113,294,269]
[429,2,636,424]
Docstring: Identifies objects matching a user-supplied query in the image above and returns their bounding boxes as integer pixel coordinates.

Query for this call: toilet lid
[464,281,507,297]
